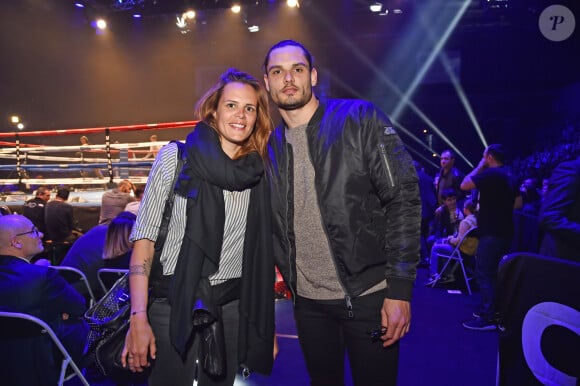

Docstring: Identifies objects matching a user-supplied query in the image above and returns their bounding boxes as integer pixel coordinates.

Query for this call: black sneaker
[462,317,497,331]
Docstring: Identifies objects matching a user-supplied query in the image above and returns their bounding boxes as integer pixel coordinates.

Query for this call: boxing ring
[0,121,196,230]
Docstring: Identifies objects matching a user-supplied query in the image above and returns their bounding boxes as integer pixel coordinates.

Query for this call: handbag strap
[149,140,185,287]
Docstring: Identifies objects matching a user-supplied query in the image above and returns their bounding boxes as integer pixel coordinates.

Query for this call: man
[22,186,51,237]
[538,155,580,262]
[435,150,465,207]
[414,161,437,268]
[0,215,88,384]
[460,144,521,330]
[264,40,420,385]
[45,188,77,243]
[98,179,135,224]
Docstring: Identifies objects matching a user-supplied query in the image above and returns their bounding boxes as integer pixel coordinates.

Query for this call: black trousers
[294,290,399,386]
[147,297,240,386]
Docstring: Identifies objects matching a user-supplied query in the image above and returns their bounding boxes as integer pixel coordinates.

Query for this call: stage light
[248,25,260,32]
[393,9,403,14]
[11,116,20,124]
[74,3,85,8]
[287,0,299,8]
[96,19,107,30]
[370,3,382,13]
[184,10,196,19]
[17,123,24,130]
[231,4,241,13]
[132,14,142,18]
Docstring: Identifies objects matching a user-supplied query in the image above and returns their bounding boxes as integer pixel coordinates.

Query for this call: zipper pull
[345,295,354,319]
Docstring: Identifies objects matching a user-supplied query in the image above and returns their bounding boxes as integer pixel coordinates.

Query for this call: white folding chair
[97,267,129,294]
[0,311,90,386]
[430,226,478,295]
[49,265,97,307]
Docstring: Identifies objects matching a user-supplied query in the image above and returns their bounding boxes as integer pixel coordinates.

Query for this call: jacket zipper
[378,143,395,189]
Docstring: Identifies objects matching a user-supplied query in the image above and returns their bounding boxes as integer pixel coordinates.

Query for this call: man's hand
[380,299,411,347]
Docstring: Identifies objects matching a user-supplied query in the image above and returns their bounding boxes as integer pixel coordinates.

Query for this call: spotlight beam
[391,0,472,121]
[437,51,488,148]
[309,4,472,167]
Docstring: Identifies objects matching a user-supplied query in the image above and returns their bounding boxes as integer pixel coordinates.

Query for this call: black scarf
[168,122,274,373]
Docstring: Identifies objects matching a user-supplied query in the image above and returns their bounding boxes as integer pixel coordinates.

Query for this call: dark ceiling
[1,0,578,170]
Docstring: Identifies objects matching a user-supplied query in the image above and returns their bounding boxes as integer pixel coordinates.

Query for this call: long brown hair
[194,68,273,162]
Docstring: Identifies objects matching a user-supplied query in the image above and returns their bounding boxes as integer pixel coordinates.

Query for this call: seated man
[0,215,88,378]
[22,186,51,238]
[44,188,78,243]
[427,188,464,254]
[426,199,478,285]
[98,179,136,225]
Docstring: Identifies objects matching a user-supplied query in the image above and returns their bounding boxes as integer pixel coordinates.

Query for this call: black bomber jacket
[269,98,421,302]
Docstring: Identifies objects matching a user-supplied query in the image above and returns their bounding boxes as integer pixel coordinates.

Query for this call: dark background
[1,0,579,173]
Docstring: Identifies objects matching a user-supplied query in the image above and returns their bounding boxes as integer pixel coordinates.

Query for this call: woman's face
[213,82,258,158]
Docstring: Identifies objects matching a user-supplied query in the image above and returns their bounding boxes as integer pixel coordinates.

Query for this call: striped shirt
[129,142,250,284]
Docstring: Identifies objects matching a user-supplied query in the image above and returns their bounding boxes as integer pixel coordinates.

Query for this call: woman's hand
[121,314,156,372]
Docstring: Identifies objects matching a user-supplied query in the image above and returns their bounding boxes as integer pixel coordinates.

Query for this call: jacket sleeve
[539,160,580,247]
[363,105,421,301]
[44,268,87,317]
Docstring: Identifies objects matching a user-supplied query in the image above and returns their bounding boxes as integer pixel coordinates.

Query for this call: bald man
[0,215,88,384]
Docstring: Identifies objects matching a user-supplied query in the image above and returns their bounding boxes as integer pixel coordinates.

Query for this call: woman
[121,68,276,386]
[102,211,136,270]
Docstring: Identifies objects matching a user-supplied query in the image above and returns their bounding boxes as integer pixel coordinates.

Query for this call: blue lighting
[74,3,85,8]
[133,14,142,18]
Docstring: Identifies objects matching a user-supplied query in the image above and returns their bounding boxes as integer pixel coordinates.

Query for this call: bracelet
[131,310,147,316]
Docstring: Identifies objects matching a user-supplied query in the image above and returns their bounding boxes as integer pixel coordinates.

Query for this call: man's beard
[275,89,312,111]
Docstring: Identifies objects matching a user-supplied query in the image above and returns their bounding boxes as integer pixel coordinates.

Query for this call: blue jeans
[147,297,240,386]
[294,290,399,386]
[429,241,454,276]
[475,236,511,321]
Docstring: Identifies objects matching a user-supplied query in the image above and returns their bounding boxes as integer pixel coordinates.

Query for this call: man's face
[440,151,454,171]
[263,45,317,111]
[13,221,44,258]
[38,190,51,202]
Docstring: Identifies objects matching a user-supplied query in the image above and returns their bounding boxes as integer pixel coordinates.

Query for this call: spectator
[538,155,580,262]
[45,188,78,243]
[519,177,541,215]
[102,211,136,269]
[435,150,465,207]
[429,188,464,245]
[60,224,108,299]
[0,215,88,376]
[460,144,521,330]
[22,186,51,237]
[415,161,437,268]
[98,179,136,224]
[426,199,478,285]
[124,185,144,215]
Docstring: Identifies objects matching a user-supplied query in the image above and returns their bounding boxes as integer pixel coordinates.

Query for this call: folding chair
[0,311,90,386]
[97,268,129,294]
[430,226,478,294]
[49,265,97,307]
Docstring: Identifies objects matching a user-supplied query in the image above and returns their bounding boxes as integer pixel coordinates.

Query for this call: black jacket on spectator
[539,156,580,262]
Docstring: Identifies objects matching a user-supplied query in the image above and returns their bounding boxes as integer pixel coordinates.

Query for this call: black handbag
[83,141,184,380]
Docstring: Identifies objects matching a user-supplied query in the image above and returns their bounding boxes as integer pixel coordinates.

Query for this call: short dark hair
[464,199,477,213]
[263,39,314,73]
[441,150,455,159]
[56,188,70,200]
[486,144,506,164]
[441,188,457,199]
